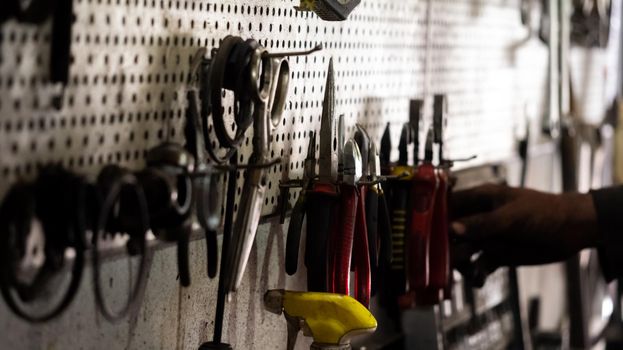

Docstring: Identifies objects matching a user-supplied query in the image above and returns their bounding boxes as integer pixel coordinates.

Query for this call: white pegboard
[0,0,619,349]
[0,0,550,218]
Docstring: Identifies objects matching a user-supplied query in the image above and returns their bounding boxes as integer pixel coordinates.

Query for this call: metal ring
[92,172,150,323]
[269,58,290,128]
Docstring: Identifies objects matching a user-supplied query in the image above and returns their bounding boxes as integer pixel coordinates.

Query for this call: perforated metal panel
[0,0,619,349]
[0,0,551,218]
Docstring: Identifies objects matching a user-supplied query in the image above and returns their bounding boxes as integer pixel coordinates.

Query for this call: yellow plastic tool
[264,290,377,350]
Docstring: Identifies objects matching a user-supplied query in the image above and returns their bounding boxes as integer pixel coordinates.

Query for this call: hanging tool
[407,129,437,303]
[0,166,88,322]
[328,140,362,295]
[223,44,290,293]
[367,142,393,296]
[421,95,451,305]
[223,41,321,293]
[92,165,151,323]
[199,152,238,350]
[296,0,362,21]
[264,289,377,350]
[387,123,414,296]
[187,49,220,278]
[137,143,195,287]
[355,126,378,296]
[305,58,340,292]
[284,132,317,275]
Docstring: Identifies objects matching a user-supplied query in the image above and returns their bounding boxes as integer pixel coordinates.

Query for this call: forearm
[591,186,623,281]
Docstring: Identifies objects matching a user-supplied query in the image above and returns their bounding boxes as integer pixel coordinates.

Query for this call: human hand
[450,184,598,285]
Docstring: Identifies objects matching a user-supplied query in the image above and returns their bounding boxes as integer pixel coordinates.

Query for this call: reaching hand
[450,184,598,285]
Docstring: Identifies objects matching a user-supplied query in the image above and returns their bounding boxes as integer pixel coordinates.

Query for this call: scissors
[223,45,290,293]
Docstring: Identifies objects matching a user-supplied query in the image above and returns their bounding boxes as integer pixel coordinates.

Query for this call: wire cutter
[328,138,371,307]
[285,132,317,275]
[305,58,339,292]
[366,142,392,296]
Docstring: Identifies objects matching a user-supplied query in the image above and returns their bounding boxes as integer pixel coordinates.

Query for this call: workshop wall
[0,0,617,349]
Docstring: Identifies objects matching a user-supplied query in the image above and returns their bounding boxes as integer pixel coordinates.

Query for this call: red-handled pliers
[408,129,437,298]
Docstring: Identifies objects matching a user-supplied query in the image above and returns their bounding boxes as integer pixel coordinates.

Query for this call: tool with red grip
[426,167,450,303]
[352,180,371,307]
[304,59,339,292]
[328,140,362,297]
[408,129,437,293]
[428,95,452,303]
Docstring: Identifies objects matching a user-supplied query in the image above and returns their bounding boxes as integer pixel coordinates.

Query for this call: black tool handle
[206,228,218,278]
[377,189,393,268]
[285,195,306,275]
[388,180,409,295]
[177,225,191,287]
[305,185,338,292]
[366,187,379,295]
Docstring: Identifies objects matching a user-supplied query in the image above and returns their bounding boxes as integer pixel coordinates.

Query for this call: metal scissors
[223,46,290,293]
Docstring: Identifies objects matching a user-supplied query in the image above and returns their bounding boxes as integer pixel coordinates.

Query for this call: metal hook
[263,44,323,58]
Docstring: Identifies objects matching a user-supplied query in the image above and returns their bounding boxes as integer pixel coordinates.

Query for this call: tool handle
[177,225,191,287]
[285,195,306,275]
[387,179,410,294]
[206,228,218,279]
[408,164,437,290]
[305,183,338,292]
[329,185,357,295]
[377,188,392,268]
[353,186,371,307]
[429,170,450,295]
[365,186,379,295]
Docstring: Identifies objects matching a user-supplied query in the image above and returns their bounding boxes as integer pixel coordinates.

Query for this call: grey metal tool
[285,132,317,275]
[187,48,221,278]
[223,45,290,293]
[223,44,321,293]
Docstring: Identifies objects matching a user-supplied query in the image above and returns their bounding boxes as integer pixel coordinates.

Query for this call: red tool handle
[328,184,358,295]
[353,185,371,307]
[408,163,437,291]
[429,169,450,294]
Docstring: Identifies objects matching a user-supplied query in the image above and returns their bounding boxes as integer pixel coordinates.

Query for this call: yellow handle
[279,290,377,345]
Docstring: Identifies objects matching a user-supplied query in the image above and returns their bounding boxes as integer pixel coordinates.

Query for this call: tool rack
[0,0,620,349]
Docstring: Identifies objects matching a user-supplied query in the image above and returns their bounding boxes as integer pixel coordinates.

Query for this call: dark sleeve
[591,186,623,282]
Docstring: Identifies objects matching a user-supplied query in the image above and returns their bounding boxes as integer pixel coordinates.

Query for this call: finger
[450,183,510,219]
[451,209,510,241]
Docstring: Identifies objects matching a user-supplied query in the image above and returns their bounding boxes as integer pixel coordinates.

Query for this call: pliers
[328,139,362,298]
[366,142,392,296]
[284,132,316,275]
[304,58,339,292]
[407,129,437,303]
